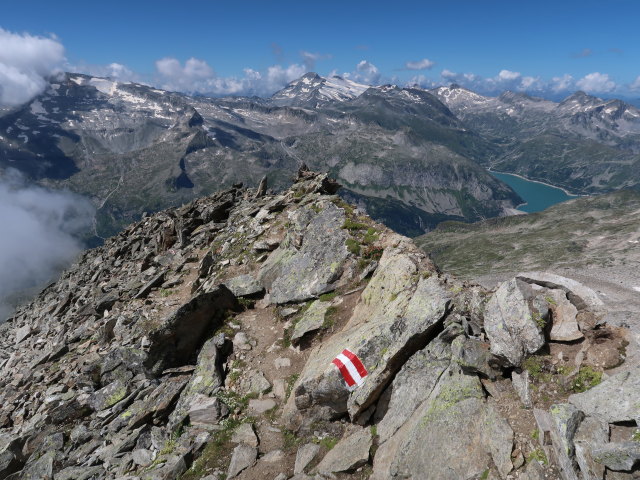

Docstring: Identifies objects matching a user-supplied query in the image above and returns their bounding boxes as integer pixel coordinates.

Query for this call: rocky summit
[0,170,638,480]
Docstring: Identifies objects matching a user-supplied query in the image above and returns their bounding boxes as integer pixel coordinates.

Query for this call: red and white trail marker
[332,348,368,391]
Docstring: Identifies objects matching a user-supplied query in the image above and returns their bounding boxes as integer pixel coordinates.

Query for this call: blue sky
[2,0,640,99]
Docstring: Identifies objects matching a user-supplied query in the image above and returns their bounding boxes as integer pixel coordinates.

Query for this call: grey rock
[168,335,226,429]
[516,271,605,312]
[144,286,238,374]
[284,244,451,425]
[315,427,372,474]
[372,366,512,480]
[242,371,271,396]
[261,449,285,463]
[593,442,640,471]
[549,403,584,480]
[484,278,545,367]
[291,300,331,344]
[295,443,321,474]
[546,288,583,342]
[569,367,640,423]
[20,450,54,480]
[186,394,223,427]
[89,379,129,411]
[451,335,501,379]
[376,338,451,443]
[0,436,23,478]
[574,416,608,480]
[227,444,257,478]
[512,370,533,408]
[56,466,103,480]
[231,423,258,447]
[223,274,264,297]
[132,448,155,467]
[520,460,546,480]
[15,325,33,344]
[249,398,276,414]
[259,203,349,304]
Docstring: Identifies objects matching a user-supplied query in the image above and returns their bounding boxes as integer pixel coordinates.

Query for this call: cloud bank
[0,28,65,106]
[0,170,95,320]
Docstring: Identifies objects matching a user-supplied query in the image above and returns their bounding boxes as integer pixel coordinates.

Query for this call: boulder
[574,416,609,480]
[223,274,264,298]
[516,272,604,313]
[545,288,583,342]
[295,443,321,474]
[227,444,257,478]
[258,202,350,304]
[231,423,258,447]
[284,246,450,424]
[372,366,513,480]
[314,427,372,474]
[291,300,331,344]
[484,278,545,367]
[593,442,640,471]
[569,367,640,423]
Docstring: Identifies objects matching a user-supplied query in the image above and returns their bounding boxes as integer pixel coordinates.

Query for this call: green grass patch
[323,306,339,329]
[343,218,368,231]
[526,448,548,465]
[319,291,338,302]
[571,366,602,393]
[346,238,361,255]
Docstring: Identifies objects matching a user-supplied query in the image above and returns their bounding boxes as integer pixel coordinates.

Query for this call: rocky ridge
[0,170,638,480]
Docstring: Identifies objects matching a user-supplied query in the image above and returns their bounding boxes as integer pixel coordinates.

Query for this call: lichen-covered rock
[548,403,584,480]
[314,427,372,474]
[227,444,257,478]
[516,271,605,313]
[259,202,349,304]
[569,367,640,423]
[223,274,264,298]
[291,300,332,344]
[593,442,640,471]
[574,416,609,480]
[284,245,449,424]
[484,278,545,367]
[373,366,513,480]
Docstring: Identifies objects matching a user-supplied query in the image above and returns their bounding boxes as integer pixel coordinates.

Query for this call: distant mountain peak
[270,72,369,107]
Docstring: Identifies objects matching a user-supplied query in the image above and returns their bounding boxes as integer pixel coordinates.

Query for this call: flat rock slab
[517,271,604,312]
[249,399,276,414]
[231,423,258,447]
[227,444,257,478]
[291,300,331,344]
[258,202,349,304]
[569,366,640,423]
[295,443,321,474]
[593,442,640,471]
[315,427,372,474]
[223,274,264,298]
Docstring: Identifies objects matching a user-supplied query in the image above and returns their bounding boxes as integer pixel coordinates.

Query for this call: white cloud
[69,61,140,82]
[346,60,380,84]
[576,72,616,93]
[550,74,575,93]
[0,169,95,320]
[405,58,435,70]
[630,76,640,91]
[0,28,65,106]
[153,56,306,96]
[497,69,521,81]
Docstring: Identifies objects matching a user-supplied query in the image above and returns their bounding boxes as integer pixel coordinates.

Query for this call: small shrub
[319,291,338,302]
[526,448,548,465]
[632,430,640,442]
[362,245,383,260]
[571,366,602,393]
[346,238,361,255]
[323,306,339,329]
[522,356,544,379]
[342,218,368,231]
[285,374,299,400]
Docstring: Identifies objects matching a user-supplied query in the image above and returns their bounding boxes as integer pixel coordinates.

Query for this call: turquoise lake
[490,171,579,213]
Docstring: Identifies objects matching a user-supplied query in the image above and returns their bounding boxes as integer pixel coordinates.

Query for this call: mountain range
[2,72,640,239]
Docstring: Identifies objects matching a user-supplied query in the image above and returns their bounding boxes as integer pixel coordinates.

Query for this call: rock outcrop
[0,170,636,480]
